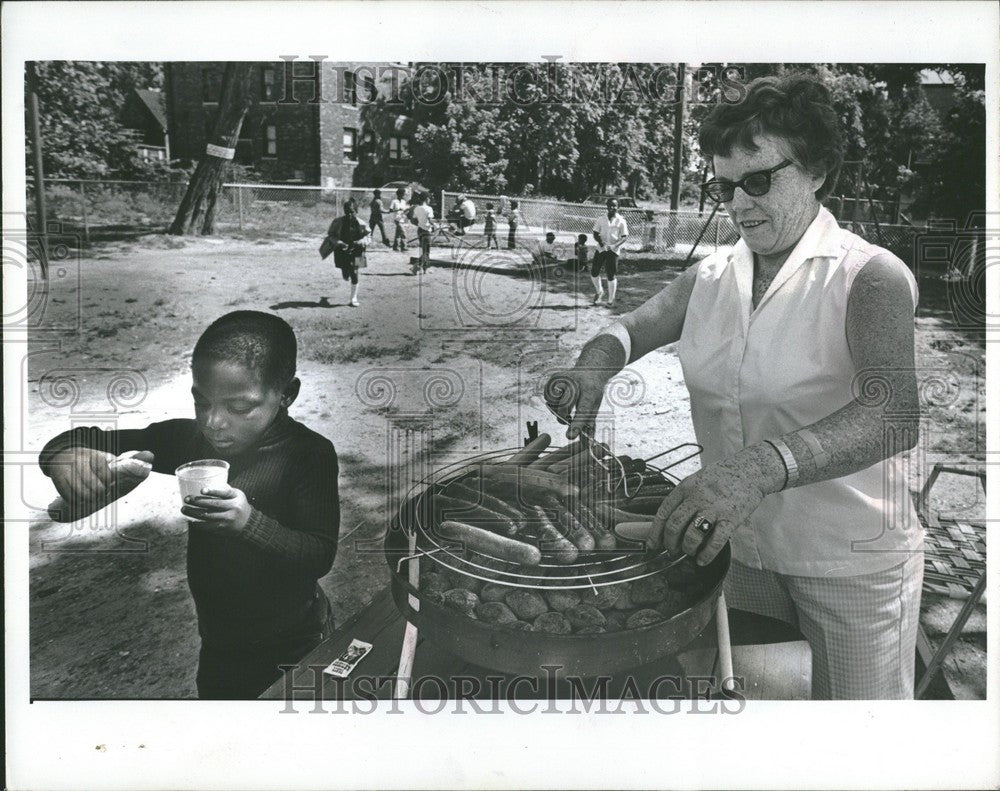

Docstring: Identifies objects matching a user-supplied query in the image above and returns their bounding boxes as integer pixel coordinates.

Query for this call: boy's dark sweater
[39,411,339,647]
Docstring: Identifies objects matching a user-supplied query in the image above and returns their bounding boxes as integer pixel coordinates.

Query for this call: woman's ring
[692,515,712,535]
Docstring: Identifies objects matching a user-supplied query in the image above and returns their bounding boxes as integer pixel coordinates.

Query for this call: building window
[344,70,357,105]
[202,67,222,103]
[260,64,281,102]
[389,136,410,161]
[265,125,277,156]
[343,128,358,161]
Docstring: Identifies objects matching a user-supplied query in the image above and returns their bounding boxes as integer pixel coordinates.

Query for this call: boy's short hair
[343,197,358,212]
[546,232,556,241]
[373,189,382,197]
[193,311,296,389]
[510,200,519,208]
[396,187,406,198]
[577,234,588,243]
[486,202,494,210]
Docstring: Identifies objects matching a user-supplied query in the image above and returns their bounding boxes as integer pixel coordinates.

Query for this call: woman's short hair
[699,72,845,200]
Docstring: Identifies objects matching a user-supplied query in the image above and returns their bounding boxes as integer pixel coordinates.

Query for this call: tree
[910,84,986,223]
[169,63,255,235]
[26,61,163,180]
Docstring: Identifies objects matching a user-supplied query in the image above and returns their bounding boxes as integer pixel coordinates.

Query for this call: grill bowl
[384,446,729,678]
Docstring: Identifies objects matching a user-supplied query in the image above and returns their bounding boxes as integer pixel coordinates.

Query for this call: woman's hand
[649,445,784,565]
[182,486,252,536]
[543,368,611,440]
[544,335,628,440]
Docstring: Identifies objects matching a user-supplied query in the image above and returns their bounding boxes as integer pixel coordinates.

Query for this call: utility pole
[26,61,49,279]
[670,63,687,211]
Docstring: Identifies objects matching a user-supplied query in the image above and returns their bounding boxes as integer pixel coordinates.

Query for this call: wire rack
[395,441,703,593]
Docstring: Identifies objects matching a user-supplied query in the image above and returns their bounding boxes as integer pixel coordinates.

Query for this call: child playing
[506,200,522,250]
[368,189,390,246]
[574,234,590,271]
[483,202,498,249]
[389,187,409,251]
[538,231,559,265]
[410,192,434,274]
[38,311,340,700]
[326,197,371,307]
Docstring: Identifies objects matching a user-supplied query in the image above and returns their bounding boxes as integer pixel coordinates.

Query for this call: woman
[325,197,370,307]
[545,73,923,700]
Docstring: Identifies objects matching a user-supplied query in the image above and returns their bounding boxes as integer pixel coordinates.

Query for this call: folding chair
[914,463,987,699]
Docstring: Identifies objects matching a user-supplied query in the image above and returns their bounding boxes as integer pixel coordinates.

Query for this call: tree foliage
[27,61,165,180]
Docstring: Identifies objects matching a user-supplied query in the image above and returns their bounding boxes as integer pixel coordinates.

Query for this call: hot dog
[528,440,587,471]
[441,480,528,532]
[574,501,617,551]
[506,433,551,466]
[430,493,519,537]
[531,506,578,564]
[438,520,543,566]
[475,467,578,501]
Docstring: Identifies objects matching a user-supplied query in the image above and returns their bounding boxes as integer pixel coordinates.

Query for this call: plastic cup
[175,459,230,503]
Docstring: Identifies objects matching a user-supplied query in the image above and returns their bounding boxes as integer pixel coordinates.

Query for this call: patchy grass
[305,335,423,365]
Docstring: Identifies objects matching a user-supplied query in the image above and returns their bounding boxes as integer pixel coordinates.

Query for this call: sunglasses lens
[704,182,734,203]
[742,173,770,197]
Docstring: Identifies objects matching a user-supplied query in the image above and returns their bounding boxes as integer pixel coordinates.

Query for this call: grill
[384,443,730,678]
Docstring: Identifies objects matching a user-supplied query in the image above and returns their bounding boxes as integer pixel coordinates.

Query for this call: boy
[368,189,390,246]
[389,187,409,251]
[327,198,370,307]
[410,192,434,275]
[506,200,522,250]
[574,233,590,271]
[483,202,498,249]
[38,311,340,699]
[591,197,629,306]
[538,231,559,265]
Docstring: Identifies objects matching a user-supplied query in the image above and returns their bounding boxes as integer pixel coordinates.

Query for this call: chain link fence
[24,178,921,265]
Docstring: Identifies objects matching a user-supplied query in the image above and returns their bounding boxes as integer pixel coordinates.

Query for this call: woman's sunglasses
[700,159,793,203]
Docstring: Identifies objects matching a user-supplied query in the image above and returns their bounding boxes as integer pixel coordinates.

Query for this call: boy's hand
[47,448,154,521]
[182,486,252,536]
[49,448,116,504]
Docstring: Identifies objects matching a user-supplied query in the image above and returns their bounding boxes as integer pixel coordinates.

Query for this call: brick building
[164,61,415,186]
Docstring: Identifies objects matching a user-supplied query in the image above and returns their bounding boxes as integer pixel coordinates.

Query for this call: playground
[25,229,986,699]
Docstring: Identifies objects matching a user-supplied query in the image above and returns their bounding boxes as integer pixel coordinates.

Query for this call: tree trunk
[169,63,255,235]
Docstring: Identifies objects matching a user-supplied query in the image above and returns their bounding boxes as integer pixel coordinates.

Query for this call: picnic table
[260,585,812,702]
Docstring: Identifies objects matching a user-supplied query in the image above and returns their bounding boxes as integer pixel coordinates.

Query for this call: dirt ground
[24,232,986,699]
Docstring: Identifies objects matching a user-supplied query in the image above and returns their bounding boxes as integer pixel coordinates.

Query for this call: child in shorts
[410,192,434,274]
[38,311,341,700]
[507,200,522,250]
[483,202,498,249]
[389,187,409,251]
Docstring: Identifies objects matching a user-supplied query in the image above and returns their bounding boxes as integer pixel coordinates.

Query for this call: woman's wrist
[574,334,627,377]
[739,442,788,496]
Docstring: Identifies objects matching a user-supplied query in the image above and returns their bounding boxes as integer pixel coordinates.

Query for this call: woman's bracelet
[764,438,799,491]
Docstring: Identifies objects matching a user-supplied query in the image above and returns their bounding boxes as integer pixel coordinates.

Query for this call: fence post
[79,181,90,245]
[714,215,720,251]
[237,186,245,231]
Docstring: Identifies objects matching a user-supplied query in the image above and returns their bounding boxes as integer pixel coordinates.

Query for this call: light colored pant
[724,552,923,699]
